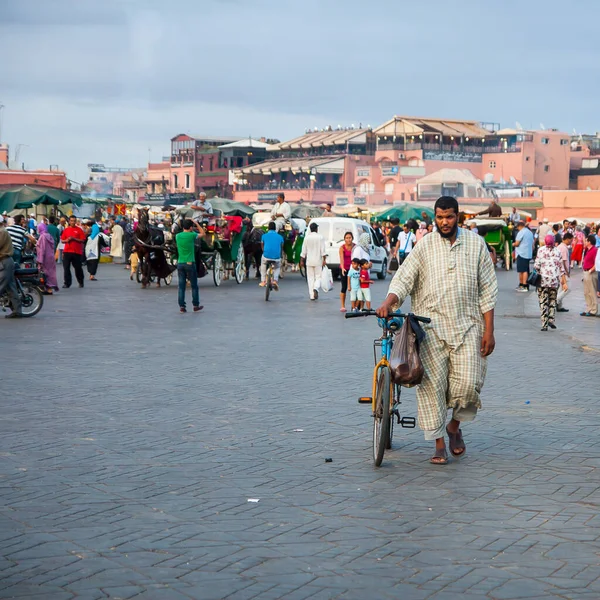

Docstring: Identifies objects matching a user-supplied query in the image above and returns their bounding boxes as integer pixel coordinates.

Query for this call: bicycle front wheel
[373,366,391,467]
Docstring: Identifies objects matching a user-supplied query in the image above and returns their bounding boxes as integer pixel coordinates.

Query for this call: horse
[133,208,174,288]
[242,223,263,279]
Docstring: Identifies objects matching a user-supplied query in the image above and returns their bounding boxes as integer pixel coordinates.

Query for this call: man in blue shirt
[260,222,284,290]
[514,220,534,292]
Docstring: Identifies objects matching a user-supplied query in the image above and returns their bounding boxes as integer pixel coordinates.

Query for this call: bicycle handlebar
[345,310,431,324]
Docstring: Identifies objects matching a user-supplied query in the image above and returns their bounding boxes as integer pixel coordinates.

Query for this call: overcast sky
[1,0,598,183]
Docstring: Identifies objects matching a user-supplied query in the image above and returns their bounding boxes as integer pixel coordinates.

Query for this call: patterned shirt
[387,228,498,348]
[534,246,565,289]
[6,224,27,251]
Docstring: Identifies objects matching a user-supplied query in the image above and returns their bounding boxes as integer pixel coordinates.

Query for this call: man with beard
[376,196,498,465]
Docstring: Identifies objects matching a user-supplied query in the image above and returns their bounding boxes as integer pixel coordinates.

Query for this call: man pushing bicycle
[376,196,498,465]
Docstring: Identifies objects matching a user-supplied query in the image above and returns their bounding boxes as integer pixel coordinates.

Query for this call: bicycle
[264,259,278,301]
[346,309,431,467]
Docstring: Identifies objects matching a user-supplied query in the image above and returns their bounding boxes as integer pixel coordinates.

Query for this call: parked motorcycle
[0,267,44,317]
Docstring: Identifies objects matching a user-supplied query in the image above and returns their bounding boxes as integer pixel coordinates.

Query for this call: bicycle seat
[377,316,403,331]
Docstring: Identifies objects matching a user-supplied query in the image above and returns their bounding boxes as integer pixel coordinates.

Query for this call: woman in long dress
[36,222,58,292]
[85,221,102,281]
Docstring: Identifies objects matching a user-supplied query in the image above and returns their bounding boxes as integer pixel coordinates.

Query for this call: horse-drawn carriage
[465,218,513,270]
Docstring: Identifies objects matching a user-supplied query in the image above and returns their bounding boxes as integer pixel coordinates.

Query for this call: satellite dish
[132,172,140,181]
[483,173,494,184]
[587,186,592,190]
[499,177,506,185]
[515,121,524,131]
[540,123,546,130]
[509,176,517,185]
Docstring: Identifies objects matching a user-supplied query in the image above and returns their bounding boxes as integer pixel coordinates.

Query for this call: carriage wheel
[504,241,512,271]
[136,260,143,283]
[235,245,245,284]
[213,252,223,286]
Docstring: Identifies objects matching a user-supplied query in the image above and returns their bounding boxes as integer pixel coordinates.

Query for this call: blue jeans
[177,263,199,308]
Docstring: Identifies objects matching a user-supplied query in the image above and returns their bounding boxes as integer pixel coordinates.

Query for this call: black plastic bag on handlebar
[390,315,426,388]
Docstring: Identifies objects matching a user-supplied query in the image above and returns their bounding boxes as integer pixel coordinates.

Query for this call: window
[541,137,549,144]
[173,174,178,188]
[525,156,530,162]
[544,165,550,172]
[185,173,190,189]
[359,182,375,194]
[198,159,203,172]
[384,182,394,196]
[560,139,569,146]
[401,192,405,201]
[209,157,214,171]
[489,160,496,168]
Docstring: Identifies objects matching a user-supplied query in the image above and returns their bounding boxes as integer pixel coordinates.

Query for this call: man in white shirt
[300,222,327,301]
[270,193,291,232]
[508,207,521,226]
[395,223,416,264]
[538,218,551,246]
[556,232,572,312]
[190,192,213,221]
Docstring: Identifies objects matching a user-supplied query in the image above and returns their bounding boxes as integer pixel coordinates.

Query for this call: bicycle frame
[371,332,394,413]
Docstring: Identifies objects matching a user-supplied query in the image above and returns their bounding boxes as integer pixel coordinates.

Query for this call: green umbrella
[291,204,323,219]
[178,197,255,218]
[373,203,434,223]
[0,185,82,213]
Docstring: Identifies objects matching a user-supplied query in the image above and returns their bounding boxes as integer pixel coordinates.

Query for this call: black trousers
[87,259,99,276]
[63,252,84,287]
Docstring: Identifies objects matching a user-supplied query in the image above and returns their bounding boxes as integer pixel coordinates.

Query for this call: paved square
[1,264,599,599]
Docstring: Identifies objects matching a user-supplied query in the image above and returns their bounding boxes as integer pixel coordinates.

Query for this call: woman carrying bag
[533,234,567,331]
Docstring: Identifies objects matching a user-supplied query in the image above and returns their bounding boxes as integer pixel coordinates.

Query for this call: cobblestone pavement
[1,263,600,600]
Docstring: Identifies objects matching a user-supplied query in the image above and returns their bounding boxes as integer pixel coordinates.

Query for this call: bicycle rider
[259,222,284,290]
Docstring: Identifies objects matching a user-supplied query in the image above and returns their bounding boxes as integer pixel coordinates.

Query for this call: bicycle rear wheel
[373,366,391,467]
[265,269,271,301]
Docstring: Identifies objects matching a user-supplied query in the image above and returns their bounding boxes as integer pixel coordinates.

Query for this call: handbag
[390,316,426,388]
[320,266,333,292]
[388,256,399,272]
[527,268,541,288]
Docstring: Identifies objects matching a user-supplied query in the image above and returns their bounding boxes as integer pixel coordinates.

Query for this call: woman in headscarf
[36,222,58,293]
[415,221,428,244]
[534,234,567,331]
[352,232,372,266]
[85,221,102,281]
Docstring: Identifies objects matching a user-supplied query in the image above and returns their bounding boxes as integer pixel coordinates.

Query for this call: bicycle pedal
[358,396,372,404]
[399,417,416,428]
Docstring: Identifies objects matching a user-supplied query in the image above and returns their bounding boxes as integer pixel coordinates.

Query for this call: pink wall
[539,190,600,220]
[0,170,67,189]
[233,188,337,205]
[576,175,600,191]
[531,131,570,189]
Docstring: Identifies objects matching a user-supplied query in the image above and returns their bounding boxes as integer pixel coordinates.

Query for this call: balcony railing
[237,182,342,191]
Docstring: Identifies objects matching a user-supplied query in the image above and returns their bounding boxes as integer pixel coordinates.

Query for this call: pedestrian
[580,234,598,317]
[27,213,37,235]
[570,227,585,268]
[0,216,22,318]
[109,217,124,264]
[35,222,59,293]
[259,222,284,290]
[347,257,361,311]
[371,221,386,246]
[6,214,35,265]
[556,233,572,312]
[376,196,498,465]
[322,204,335,218]
[338,231,355,312]
[420,211,432,228]
[175,219,203,313]
[46,216,61,250]
[537,218,551,246]
[514,220,534,292]
[396,223,416,264]
[300,222,327,301]
[85,221,104,281]
[60,215,86,288]
[534,234,566,331]
[56,217,67,263]
[388,218,401,261]
[358,259,373,310]
[122,217,134,269]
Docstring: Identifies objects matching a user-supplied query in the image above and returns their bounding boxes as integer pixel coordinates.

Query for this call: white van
[308,217,388,280]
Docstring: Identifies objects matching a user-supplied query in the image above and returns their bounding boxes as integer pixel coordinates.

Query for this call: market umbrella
[291,204,323,219]
[374,203,434,223]
[0,185,82,213]
[178,197,255,218]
